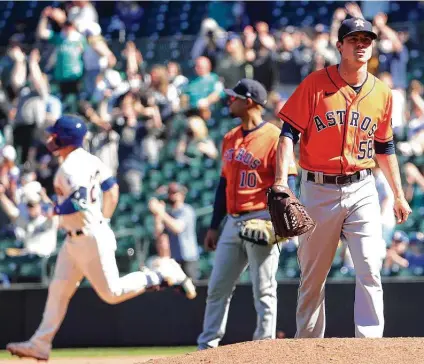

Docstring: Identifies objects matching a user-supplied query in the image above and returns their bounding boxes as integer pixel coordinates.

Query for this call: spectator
[274,29,305,95]
[91,69,129,111]
[302,24,338,76]
[0,145,20,201]
[80,22,117,99]
[181,56,224,121]
[0,182,58,257]
[216,34,247,89]
[145,233,172,271]
[149,182,200,280]
[0,34,27,103]
[167,61,188,93]
[383,231,410,273]
[246,38,277,92]
[378,72,406,135]
[374,12,409,91]
[149,65,180,124]
[254,21,276,51]
[404,162,424,206]
[191,18,227,70]
[242,25,258,50]
[37,11,86,104]
[175,116,218,164]
[13,49,60,165]
[111,92,146,194]
[397,80,424,156]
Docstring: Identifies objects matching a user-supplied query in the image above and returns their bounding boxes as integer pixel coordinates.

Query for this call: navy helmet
[46,115,87,152]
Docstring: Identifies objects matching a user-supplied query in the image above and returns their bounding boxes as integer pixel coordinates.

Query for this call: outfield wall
[1,280,423,348]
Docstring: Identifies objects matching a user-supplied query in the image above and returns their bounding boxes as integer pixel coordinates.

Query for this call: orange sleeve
[278,76,314,133]
[375,90,394,143]
[269,137,279,172]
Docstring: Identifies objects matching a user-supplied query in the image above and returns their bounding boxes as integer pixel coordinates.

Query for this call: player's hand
[204,229,219,252]
[272,182,289,189]
[393,196,412,224]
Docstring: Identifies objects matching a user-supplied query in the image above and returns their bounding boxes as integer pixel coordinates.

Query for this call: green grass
[0,346,196,359]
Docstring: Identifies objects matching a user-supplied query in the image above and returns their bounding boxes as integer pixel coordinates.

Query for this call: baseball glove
[239,219,287,246]
[267,186,316,239]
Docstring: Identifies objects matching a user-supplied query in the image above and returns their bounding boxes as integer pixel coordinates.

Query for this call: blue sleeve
[280,122,300,144]
[210,177,227,230]
[375,140,395,155]
[54,187,88,215]
[101,177,117,192]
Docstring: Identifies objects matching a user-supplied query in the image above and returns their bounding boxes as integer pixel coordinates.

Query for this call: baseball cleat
[154,259,197,299]
[6,341,49,361]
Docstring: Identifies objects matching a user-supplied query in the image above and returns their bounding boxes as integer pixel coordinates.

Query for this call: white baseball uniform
[29,148,159,353]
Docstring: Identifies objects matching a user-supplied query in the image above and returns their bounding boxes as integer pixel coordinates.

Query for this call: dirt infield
[146,338,424,364]
[3,339,424,364]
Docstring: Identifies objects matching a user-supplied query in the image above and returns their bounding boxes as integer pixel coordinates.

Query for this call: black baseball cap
[224,79,268,107]
[338,17,377,42]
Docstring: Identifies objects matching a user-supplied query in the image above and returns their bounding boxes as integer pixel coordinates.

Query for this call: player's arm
[54,187,89,215]
[275,76,311,186]
[210,177,227,230]
[102,182,119,219]
[275,123,300,186]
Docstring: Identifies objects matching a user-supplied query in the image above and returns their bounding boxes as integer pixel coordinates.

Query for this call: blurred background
[0,0,422,290]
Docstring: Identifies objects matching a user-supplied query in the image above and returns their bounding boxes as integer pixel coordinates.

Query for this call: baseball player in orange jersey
[197,79,287,349]
[274,18,411,338]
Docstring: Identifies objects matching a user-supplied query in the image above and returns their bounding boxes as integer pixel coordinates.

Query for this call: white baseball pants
[296,170,384,338]
[30,222,155,352]
[197,210,280,349]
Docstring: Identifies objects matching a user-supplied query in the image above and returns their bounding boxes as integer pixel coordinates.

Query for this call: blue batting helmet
[46,115,87,152]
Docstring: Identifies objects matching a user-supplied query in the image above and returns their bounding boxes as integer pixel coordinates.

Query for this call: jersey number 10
[239,171,257,188]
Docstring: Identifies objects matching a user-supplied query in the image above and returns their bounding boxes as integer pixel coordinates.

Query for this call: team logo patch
[354,19,365,27]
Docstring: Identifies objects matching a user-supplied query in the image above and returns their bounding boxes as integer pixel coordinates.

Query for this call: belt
[307,169,371,185]
[67,229,85,238]
[66,220,104,238]
[230,211,252,218]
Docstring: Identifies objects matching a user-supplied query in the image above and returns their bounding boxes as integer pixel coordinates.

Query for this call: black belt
[231,211,252,217]
[67,230,84,237]
[307,169,371,185]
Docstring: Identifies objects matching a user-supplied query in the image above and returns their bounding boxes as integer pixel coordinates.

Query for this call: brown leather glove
[267,186,316,238]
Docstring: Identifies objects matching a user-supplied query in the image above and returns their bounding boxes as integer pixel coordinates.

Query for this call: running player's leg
[246,242,279,340]
[9,242,84,357]
[342,175,384,338]
[77,225,162,304]
[295,172,346,338]
[197,217,248,349]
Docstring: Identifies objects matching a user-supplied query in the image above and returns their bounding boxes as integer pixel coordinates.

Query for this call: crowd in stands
[0,0,423,284]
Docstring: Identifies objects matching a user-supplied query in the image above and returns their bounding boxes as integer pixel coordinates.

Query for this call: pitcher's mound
[147,338,424,364]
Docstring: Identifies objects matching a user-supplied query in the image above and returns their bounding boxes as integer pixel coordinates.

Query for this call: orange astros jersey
[222,122,281,215]
[278,65,393,174]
